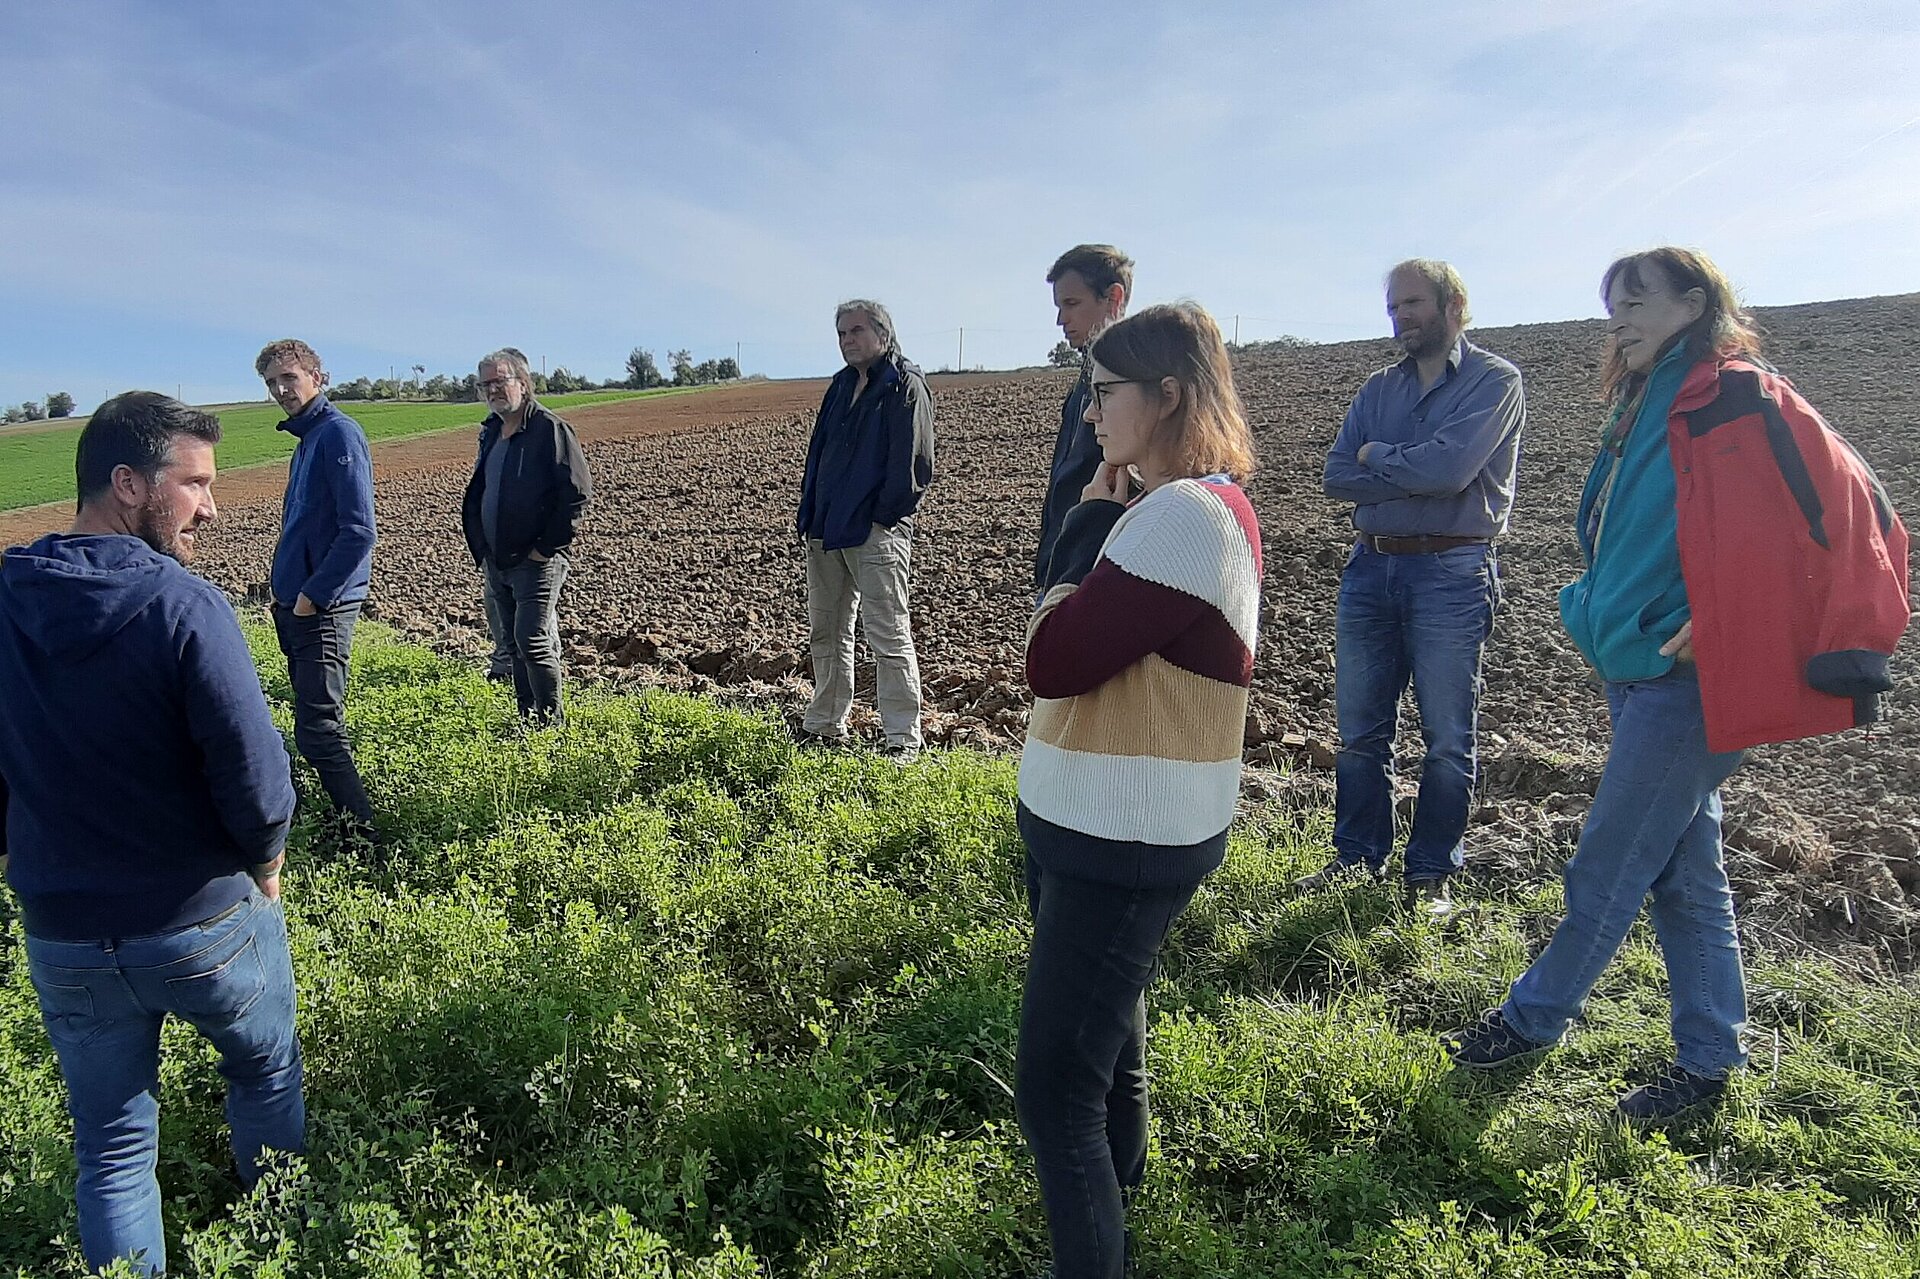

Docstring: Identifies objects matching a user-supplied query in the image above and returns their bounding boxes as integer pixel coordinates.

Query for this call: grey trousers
[483,554,570,723]
[803,520,922,747]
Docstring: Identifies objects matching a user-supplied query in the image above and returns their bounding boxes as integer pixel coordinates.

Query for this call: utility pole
[736,341,741,370]
[957,328,964,371]
[1234,315,1240,345]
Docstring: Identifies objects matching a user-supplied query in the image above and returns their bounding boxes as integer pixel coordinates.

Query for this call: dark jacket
[271,394,375,609]
[1033,362,1099,587]
[796,354,935,551]
[460,401,593,568]
[0,534,296,941]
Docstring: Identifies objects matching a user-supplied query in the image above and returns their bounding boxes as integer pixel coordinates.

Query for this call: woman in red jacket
[1445,248,1908,1122]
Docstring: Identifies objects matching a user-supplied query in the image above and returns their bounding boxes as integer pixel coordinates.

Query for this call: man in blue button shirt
[1308,260,1526,913]
[257,339,378,845]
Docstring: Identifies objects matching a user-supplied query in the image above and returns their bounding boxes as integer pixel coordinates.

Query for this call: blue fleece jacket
[271,395,375,609]
[1559,343,1692,682]
[0,534,296,941]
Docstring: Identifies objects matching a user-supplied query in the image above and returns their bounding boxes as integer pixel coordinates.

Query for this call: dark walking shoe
[1445,1008,1552,1070]
[1616,1063,1728,1123]
[882,743,920,763]
[1403,875,1454,917]
[1292,857,1388,894]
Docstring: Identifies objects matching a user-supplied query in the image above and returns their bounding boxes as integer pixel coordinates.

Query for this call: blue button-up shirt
[1322,337,1526,538]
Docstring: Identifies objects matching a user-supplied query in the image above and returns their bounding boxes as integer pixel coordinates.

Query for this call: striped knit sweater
[1018,475,1263,886]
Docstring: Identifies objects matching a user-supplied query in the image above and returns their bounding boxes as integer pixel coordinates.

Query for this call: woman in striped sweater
[1016,302,1262,1279]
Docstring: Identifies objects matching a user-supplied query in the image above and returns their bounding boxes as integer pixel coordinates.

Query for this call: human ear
[110,463,145,508]
[1157,376,1182,420]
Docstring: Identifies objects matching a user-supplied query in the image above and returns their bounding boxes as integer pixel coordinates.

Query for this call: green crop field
[0,389,694,513]
[1,620,1915,1277]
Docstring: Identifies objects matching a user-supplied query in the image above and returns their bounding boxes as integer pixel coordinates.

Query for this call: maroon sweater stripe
[1028,559,1252,700]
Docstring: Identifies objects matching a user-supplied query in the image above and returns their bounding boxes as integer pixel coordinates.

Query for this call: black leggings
[1016,852,1200,1279]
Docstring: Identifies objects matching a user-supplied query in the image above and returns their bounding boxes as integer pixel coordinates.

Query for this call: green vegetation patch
[0,389,694,514]
[0,622,1915,1276]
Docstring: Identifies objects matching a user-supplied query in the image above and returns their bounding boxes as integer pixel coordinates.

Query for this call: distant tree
[529,371,549,395]
[21,401,44,421]
[1047,340,1079,368]
[422,374,453,400]
[370,378,402,400]
[46,391,75,418]
[574,374,599,391]
[332,377,373,401]
[716,356,741,381]
[1,405,23,424]
[669,349,694,386]
[410,363,427,390]
[547,366,580,394]
[625,347,664,389]
[453,372,480,402]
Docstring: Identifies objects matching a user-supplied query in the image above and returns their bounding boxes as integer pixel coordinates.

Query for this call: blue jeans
[1332,543,1497,880]
[26,891,306,1276]
[1503,667,1749,1078]
[1016,847,1200,1279]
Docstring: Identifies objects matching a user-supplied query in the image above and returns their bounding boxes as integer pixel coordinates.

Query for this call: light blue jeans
[1503,667,1749,1077]
[1333,543,1498,880]
[26,890,306,1276]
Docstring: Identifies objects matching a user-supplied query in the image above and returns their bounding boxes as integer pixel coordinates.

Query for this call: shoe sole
[1448,1043,1551,1071]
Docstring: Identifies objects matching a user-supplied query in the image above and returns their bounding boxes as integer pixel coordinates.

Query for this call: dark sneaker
[882,743,921,763]
[1616,1063,1727,1123]
[1404,875,1454,917]
[1292,857,1388,893]
[1445,1008,1552,1070]
[789,726,845,749]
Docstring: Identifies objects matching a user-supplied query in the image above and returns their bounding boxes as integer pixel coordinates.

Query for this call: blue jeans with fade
[1502,666,1749,1078]
[26,891,306,1277]
[1016,848,1201,1279]
[1332,542,1498,881]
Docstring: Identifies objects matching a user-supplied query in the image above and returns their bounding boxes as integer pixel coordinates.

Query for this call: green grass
[1,622,1916,1276]
[0,389,697,513]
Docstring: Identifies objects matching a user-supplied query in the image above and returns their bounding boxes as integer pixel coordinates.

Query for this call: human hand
[255,871,282,900]
[527,549,550,563]
[1081,464,1128,505]
[293,594,317,617]
[1659,620,1695,664]
[1357,442,1385,466]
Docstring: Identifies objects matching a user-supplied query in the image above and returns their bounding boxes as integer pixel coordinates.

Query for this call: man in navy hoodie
[256,339,377,842]
[0,392,302,1276]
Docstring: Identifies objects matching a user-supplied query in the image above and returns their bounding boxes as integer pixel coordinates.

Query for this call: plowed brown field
[15,298,1920,967]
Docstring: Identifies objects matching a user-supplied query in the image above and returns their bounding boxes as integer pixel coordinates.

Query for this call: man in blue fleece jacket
[0,392,302,1277]
[256,339,378,841]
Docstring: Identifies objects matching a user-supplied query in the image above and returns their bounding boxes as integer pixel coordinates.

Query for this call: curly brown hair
[253,338,325,380]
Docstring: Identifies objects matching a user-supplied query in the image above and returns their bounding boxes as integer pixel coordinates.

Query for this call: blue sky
[2,1,1916,411]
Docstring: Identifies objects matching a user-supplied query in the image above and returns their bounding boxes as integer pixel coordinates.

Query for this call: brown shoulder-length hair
[1088,301,1255,481]
[1600,247,1765,404]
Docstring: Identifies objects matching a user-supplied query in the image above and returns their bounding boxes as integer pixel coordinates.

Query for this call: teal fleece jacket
[1559,343,1692,682]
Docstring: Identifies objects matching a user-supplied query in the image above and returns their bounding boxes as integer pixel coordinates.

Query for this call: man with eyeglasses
[459,347,592,724]
[1310,259,1527,915]
[1035,244,1132,592]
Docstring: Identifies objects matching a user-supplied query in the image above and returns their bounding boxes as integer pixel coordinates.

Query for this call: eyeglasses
[478,377,518,393]
[1089,378,1154,412]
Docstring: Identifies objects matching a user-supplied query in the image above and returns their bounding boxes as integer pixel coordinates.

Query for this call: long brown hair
[1600,247,1765,404]
[1088,301,1256,481]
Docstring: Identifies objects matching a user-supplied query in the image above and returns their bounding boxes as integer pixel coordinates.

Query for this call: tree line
[326,349,742,403]
[2,391,76,423]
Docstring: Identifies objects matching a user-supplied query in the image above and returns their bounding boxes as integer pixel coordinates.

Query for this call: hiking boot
[789,725,845,750]
[1616,1063,1728,1123]
[1404,875,1454,917]
[1292,857,1387,894]
[882,743,921,764]
[1445,1008,1552,1070]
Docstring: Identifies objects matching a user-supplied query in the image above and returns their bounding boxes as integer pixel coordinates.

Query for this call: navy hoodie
[271,394,375,609]
[0,534,296,941]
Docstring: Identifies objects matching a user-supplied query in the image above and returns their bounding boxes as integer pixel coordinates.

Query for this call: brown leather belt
[1358,533,1490,555]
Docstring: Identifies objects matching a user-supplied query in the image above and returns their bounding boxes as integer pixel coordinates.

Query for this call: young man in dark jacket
[460,347,593,724]
[0,393,302,1277]
[257,339,378,841]
[1034,244,1131,591]
[795,300,935,757]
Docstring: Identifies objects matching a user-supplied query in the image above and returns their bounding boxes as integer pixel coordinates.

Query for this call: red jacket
[1671,357,1911,752]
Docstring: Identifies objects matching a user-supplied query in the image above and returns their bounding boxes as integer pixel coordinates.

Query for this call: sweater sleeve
[179,592,297,865]
[1027,493,1222,700]
[1365,364,1526,497]
[298,417,377,608]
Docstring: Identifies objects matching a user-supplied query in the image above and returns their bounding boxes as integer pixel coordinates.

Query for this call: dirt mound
[170,294,1920,971]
